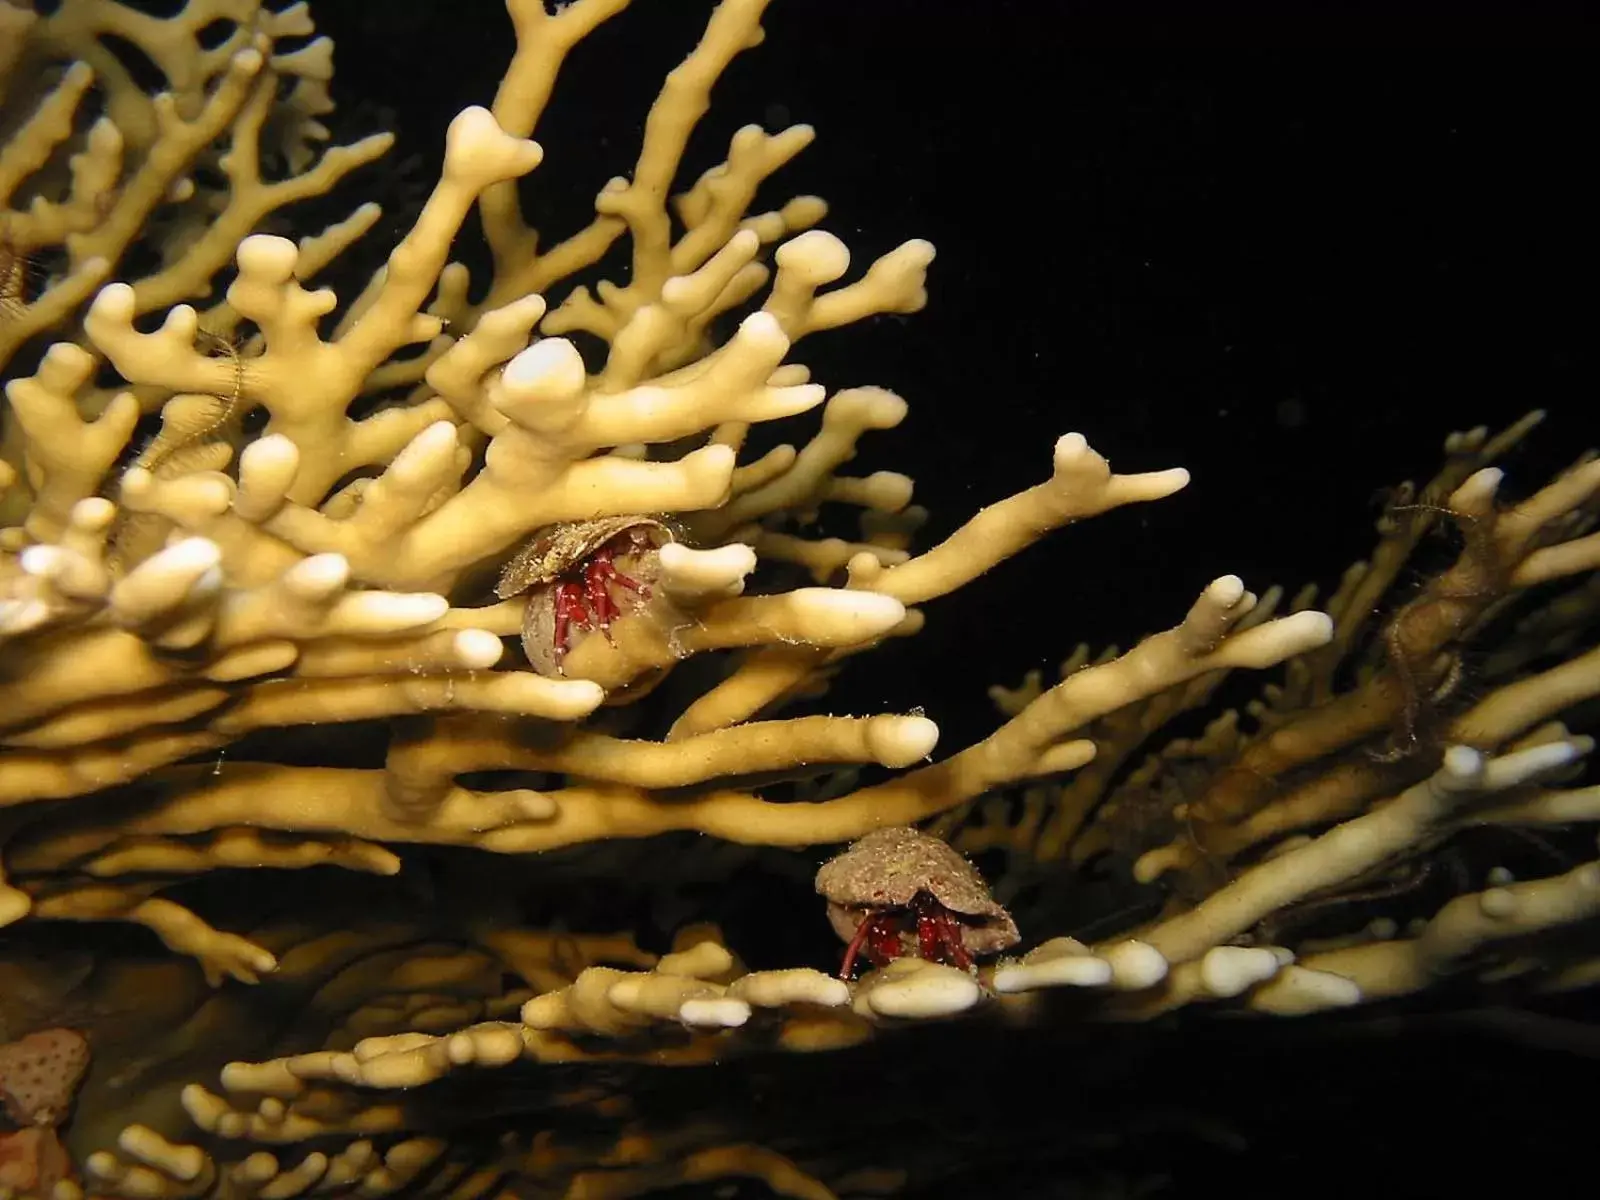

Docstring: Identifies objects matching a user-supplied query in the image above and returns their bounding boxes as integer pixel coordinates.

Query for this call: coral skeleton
[0,0,1596,1196]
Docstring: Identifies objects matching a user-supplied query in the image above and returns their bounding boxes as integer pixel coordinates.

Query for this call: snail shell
[499,517,677,677]
[495,516,675,599]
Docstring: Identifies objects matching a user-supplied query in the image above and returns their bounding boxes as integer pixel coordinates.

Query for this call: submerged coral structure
[1,0,1597,1196]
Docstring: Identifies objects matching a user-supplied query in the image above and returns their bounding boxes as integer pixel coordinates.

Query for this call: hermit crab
[815,826,1019,979]
[496,516,675,675]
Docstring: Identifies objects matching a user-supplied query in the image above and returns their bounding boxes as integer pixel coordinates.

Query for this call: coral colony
[1,1,1597,1196]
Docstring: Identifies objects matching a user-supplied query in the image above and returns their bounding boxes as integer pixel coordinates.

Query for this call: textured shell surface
[816,827,1020,957]
[0,1027,89,1126]
[495,516,673,600]
[816,826,999,916]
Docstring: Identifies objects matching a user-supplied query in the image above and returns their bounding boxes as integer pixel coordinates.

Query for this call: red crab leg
[934,907,974,970]
[551,580,593,665]
[579,550,649,645]
[839,911,907,978]
[916,910,942,961]
[839,914,875,980]
[621,527,658,583]
[866,917,903,966]
[582,560,620,639]
[608,564,647,596]
[604,529,655,601]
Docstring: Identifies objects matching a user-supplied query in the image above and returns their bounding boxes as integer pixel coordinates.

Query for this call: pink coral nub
[0,1027,90,1128]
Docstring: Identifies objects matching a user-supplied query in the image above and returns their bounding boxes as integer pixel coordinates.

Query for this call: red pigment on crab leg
[550,540,655,664]
[912,894,974,971]
[551,580,589,665]
[931,906,973,970]
[581,558,623,633]
[838,899,976,979]
[838,911,905,979]
[866,918,902,966]
[838,914,875,980]
[916,908,941,961]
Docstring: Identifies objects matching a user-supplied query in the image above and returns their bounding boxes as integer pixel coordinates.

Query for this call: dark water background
[317,0,1592,754]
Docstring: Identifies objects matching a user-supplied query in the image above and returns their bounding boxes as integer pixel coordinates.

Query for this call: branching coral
[0,0,1596,1196]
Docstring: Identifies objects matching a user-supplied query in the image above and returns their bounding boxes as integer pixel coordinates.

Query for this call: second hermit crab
[496,516,675,675]
[816,826,1019,979]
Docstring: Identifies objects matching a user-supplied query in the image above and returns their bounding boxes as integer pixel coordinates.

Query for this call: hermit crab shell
[495,516,675,600]
[815,826,1020,956]
[501,516,676,677]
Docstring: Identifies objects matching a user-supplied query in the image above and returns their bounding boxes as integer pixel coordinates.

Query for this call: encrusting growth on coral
[494,515,676,674]
[0,0,1596,1195]
[0,1027,88,1196]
